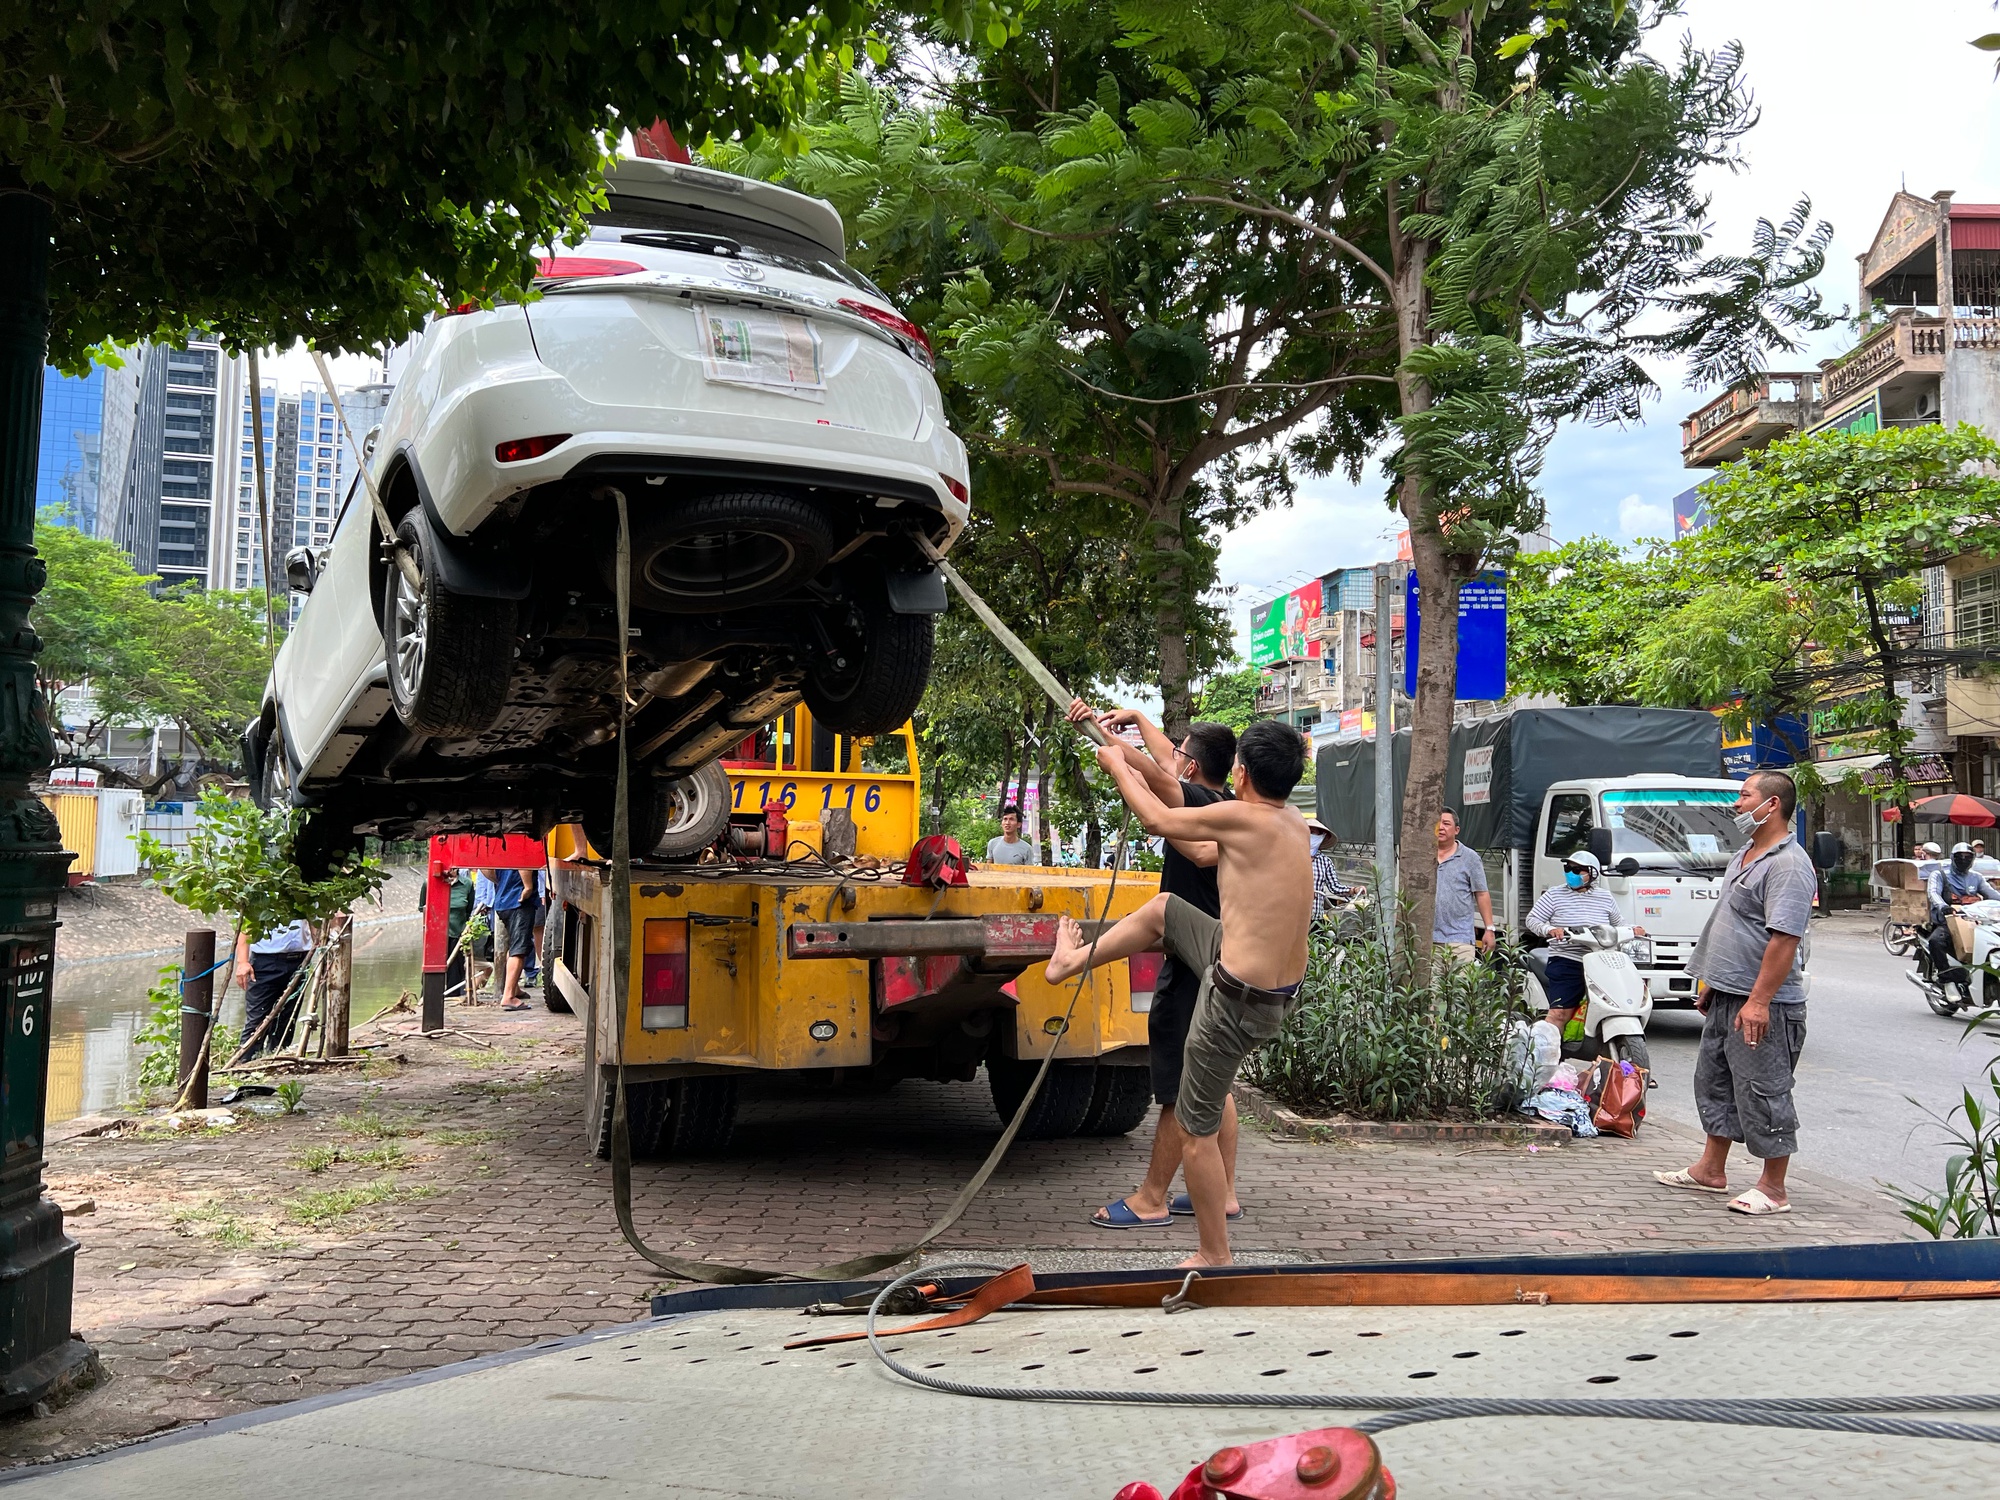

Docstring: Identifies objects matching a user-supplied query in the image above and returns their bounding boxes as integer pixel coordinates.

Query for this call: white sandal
[1653,1168,1729,1194]
[1727,1187,1791,1216]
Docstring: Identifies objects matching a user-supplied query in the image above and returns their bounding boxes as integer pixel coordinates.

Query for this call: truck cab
[1523,775,1802,1007]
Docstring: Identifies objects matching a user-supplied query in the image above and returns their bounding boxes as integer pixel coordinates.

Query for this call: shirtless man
[1046,720,1314,1266]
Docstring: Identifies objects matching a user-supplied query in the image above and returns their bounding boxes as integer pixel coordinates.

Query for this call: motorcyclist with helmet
[1925,841,2000,996]
[1525,850,1646,1034]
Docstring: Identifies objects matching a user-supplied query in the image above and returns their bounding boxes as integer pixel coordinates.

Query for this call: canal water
[46,915,425,1125]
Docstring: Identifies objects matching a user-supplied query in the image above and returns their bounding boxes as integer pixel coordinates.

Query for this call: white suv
[247,158,969,868]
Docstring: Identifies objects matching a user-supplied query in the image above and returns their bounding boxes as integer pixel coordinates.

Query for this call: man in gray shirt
[1432,809,1493,963]
[984,804,1039,866]
[1654,769,1815,1216]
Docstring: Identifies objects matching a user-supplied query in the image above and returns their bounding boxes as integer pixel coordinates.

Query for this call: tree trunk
[323,914,353,1058]
[1151,499,1193,738]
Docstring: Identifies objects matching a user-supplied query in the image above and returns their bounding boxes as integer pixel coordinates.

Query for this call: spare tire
[615,490,833,613]
[579,761,732,861]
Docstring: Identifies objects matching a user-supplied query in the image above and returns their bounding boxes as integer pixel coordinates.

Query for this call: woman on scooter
[1526,851,1647,1033]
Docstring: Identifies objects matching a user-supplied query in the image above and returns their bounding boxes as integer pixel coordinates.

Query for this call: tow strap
[602,492,1130,1284]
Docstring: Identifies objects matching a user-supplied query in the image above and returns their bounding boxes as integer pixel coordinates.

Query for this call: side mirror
[1811,830,1842,871]
[1586,826,1614,867]
[284,545,318,595]
[1616,857,1640,877]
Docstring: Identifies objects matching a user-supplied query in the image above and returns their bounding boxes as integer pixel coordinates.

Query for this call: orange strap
[784,1263,1037,1348]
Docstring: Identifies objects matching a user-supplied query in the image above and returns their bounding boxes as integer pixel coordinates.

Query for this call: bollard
[324,915,352,1058]
[178,929,215,1109]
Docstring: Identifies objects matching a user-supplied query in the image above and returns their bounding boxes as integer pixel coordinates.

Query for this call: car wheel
[384,512,516,738]
[803,575,934,736]
[619,490,833,613]
[654,761,734,860]
[258,720,294,811]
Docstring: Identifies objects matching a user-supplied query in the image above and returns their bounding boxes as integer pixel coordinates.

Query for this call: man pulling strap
[1045,720,1314,1267]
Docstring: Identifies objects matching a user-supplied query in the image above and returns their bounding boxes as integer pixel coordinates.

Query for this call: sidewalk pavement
[7,1007,1909,1468]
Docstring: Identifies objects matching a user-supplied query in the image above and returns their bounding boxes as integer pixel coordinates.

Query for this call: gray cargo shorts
[1164,894,1299,1138]
[1694,990,1806,1159]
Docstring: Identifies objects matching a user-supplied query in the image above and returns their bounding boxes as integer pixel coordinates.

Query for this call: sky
[1214,0,2000,653]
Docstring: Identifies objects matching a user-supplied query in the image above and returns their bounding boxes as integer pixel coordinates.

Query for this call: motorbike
[1522,923,1653,1076]
[1907,899,2000,1017]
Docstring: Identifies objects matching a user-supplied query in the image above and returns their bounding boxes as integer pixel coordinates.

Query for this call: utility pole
[178,929,215,1109]
[0,190,90,1410]
[1373,563,1396,917]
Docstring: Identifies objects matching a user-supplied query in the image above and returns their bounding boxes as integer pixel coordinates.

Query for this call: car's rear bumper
[407,373,970,541]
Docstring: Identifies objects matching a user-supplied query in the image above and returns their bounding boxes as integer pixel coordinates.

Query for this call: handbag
[1591,1057,1649,1138]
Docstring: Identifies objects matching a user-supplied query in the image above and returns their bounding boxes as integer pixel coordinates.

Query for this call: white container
[94,789,146,878]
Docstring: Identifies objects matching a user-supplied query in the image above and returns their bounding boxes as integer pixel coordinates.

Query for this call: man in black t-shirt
[1066,699,1240,1230]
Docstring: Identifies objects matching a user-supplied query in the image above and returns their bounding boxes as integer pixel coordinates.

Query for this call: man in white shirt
[234,918,314,1057]
[984,805,1038,866]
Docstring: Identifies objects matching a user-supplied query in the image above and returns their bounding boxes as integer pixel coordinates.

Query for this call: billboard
[1249,578,1325,666]
[1671,485,1710,537]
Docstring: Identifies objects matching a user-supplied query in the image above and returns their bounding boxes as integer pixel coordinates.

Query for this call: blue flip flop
[1091,1199,1173,1229]
[1169,1193,1244,1221]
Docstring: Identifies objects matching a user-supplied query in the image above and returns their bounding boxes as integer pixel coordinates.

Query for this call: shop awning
[1813,754,1887,777]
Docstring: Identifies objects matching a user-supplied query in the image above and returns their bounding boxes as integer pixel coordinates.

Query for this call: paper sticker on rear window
[696,303,825,401]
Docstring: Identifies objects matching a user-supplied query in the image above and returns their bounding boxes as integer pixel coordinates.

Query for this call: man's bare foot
[1177,1252,1232,1268]
[1045,916,1090,983]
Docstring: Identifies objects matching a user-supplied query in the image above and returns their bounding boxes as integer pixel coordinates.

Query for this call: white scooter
[1522,924,1654,1076]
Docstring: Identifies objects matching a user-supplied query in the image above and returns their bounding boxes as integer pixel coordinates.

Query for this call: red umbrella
[1909,793,2000,827]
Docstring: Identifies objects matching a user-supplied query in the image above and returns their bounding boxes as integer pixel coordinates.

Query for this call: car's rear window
[589,194,889,301]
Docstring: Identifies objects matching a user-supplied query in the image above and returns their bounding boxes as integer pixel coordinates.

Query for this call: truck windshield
[1600,789,1749,872]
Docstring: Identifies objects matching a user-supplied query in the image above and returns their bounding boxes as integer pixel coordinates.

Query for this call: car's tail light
[641,918,689,1029]
[535,256,647,280]
[940,473,969,504]
[495,434,571,463]
[1127,952,1164,1014]
[838,298,934,368]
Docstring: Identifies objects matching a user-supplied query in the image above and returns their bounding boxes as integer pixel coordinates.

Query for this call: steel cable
[863,1264,2000,1445]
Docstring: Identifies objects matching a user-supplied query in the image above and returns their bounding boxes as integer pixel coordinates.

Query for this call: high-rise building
[35,367,105,533]
[98,337,247,588]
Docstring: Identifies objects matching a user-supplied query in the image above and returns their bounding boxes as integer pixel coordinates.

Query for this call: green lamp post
[0,189,89,1411]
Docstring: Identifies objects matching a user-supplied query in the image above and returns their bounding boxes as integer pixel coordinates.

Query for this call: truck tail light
[1127,952,1164,1015]
[641,918,689,1029]
[837,298,934,368]
[495,433,571,463]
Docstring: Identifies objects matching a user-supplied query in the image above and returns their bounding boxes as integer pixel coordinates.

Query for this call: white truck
[1316,706,1814,1009]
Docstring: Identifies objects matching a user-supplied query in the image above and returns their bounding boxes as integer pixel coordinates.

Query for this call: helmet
[1953,842,1976,874]
[1561,851,1601,887]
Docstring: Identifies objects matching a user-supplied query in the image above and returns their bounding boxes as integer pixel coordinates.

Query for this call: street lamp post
[0,191,89,1412]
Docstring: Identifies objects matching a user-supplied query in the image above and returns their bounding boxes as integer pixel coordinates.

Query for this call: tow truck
[538,704,1162,1158]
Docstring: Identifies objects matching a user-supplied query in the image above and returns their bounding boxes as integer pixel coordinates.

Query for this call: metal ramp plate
[16,1297,2000,1498]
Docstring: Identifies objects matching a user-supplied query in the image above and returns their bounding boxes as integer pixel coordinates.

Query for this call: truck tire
[540,917,571,1014]
[650,1077,739,1157]
[987,1058,1095,1140]
[385,513,517,738]
[1078,1066,1154,1136]
[617,490,833,614]
[803,573,933,736]
[653,761,734,860]
[579,774,678,860]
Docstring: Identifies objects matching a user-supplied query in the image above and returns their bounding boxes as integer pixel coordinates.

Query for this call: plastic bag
[1529,1020,1562,1089]
[1592,1058,1648,1138]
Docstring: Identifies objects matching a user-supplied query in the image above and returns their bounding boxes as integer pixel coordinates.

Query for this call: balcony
[1817,309,1947,421]
[1680,372,1821,469]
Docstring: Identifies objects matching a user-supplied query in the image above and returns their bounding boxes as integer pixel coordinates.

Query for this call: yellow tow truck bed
[542,710,1162,1158]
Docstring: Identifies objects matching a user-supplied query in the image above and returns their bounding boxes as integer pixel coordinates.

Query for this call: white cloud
[1617,492,1672,540]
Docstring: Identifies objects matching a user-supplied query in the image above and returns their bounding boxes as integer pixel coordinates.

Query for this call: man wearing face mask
[1655,770,1816,1216]
[1924,842,2000,998]
[1524,851,1644,1034]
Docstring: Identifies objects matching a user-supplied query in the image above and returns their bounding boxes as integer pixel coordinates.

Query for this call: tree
[1195,667,1259,733]
[1659,423,2000,841]
[1505,537,1688,705]
[742,0,1834,957]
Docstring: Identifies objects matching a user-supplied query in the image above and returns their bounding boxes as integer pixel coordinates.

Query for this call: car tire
[384,512,517,738]
[620,490,833,614]
[580,763,729,860]
[986,1057,1096,1140]
[258,719,294,811]
[1078,1066,1154,1136]
[803,574,934,736]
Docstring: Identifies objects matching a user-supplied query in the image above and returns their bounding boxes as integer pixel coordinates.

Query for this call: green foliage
[1246,910,1528,1120]
[8,0,883,368]
[275,1080,305,1115]
[34,520,272,761]
[1888,1070,2000,1239]
[1506,537,1689,703]
[1195,667,1259,734]
[136,788,384,938]
[282,1178,432,1227]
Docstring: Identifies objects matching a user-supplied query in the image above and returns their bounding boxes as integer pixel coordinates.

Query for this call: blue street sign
[1405,570,1507,700]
